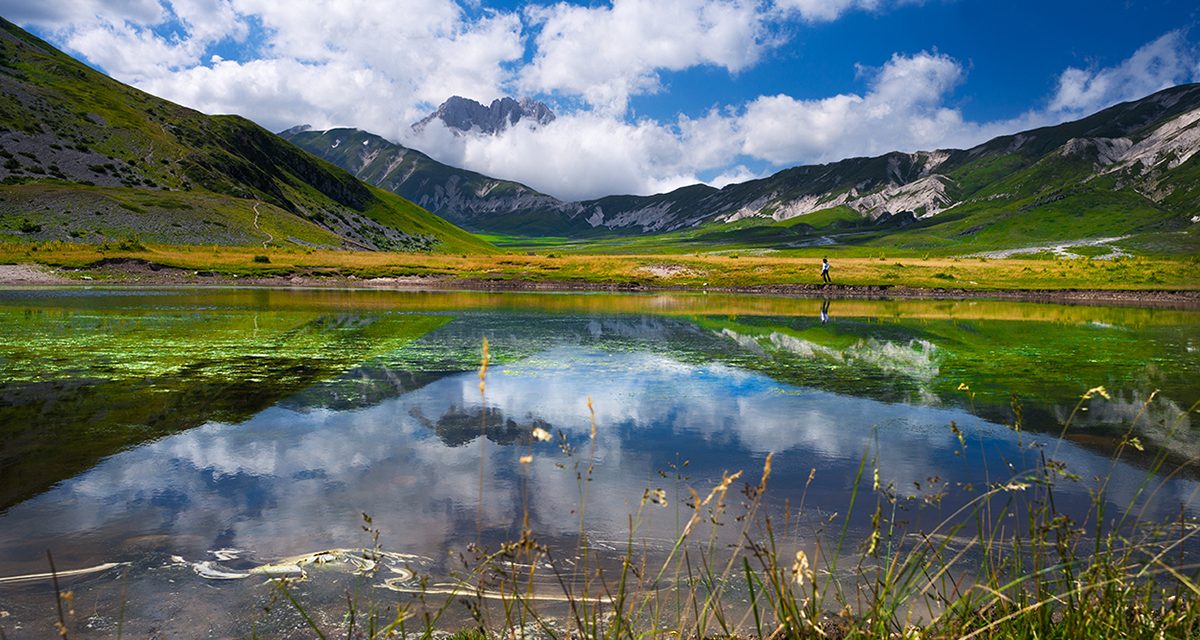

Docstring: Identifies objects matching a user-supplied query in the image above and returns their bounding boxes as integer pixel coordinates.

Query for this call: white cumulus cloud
[5,0,526,132]
[772,0,884,22]
[408,50,980,198]
[407,113,705,200]
[60,19,202,80]
[1047,30,1200,117]
[2,0,1196,202]
[0,0,165,27]
[736,51,974,164]
[230,0,524,109]
[406,33,1198,200]
[520,0,771,114]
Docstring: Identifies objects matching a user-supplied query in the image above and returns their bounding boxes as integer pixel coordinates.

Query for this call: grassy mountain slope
[282,127,581,235]
[647,86,1200,253]
[0,18,491,253]
[291,85,1199,256]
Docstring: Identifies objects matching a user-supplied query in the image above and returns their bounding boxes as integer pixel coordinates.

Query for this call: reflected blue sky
[3,344,1196,592]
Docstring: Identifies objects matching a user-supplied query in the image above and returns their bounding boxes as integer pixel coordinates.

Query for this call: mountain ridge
[412,96,556,136]
[284,84,1200,253]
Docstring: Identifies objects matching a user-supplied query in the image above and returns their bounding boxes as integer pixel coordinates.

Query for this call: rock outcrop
[412,96,556,136]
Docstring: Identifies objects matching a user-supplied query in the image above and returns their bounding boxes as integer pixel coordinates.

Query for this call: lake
[0,288,1196,638]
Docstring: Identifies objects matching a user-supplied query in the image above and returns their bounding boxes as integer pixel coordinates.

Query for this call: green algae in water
[689,312,1199,463]
[0,306,450,509]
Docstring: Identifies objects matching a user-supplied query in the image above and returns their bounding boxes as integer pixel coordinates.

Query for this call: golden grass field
[2,241,1199,291]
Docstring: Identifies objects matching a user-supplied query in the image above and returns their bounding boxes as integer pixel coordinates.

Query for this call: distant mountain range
[1,9,1196,257]
[285,85,1200,253]
[0,18,491,252]
[412,96,555,136]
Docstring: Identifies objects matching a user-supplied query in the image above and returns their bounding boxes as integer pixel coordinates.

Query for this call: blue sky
[625,0,1199,122]
[4,0,1198,200]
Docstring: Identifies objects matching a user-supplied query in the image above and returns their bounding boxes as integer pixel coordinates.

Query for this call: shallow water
[0,288,1196,637]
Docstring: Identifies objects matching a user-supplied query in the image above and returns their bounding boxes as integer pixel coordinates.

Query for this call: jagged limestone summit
[412,96,556,136]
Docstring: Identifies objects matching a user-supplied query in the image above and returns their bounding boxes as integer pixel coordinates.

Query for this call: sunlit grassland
[3,241,1199,291]
[482,199,1199,258]
[0,182,347,246]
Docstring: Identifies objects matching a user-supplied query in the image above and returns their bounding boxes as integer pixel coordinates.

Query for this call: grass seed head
[644,488,668,507]
[478,336,490,382]
[792,550,811,586]
[759,452,773,493]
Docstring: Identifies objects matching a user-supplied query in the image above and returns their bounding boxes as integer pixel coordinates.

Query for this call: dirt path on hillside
[252,202,274,248]
[966,236,1132,260]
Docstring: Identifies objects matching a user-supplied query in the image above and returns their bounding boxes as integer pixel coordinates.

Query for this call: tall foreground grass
[243,354,1200,640]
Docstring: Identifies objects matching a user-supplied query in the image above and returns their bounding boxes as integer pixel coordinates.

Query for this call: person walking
[820,257,831,285]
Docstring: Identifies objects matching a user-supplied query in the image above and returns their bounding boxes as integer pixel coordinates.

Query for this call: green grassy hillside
[282,127,581,235]
[295,84,1200,257]
[0,18,492,253]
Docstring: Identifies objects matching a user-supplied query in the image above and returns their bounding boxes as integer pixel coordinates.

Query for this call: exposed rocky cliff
[412,96,556,136]
[282,127,582,234]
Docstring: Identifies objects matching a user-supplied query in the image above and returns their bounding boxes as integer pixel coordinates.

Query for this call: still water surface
[0,289,1196,637]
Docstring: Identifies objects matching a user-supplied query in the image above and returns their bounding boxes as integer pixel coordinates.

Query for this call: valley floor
[2,254,1198,308]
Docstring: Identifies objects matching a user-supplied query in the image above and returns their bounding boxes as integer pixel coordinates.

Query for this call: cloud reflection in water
[3,345,1195,578]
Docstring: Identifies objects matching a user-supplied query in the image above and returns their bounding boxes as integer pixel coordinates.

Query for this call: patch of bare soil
[0,264,73,284]
[636,263,699,278]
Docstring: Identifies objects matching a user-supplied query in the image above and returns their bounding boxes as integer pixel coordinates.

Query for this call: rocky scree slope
[282,126,581,235]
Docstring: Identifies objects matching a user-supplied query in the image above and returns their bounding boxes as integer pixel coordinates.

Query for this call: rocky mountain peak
[412,96,556,135]
[279,124,312,136]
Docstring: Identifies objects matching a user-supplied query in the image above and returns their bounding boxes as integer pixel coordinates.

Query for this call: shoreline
[2,262,1198,308]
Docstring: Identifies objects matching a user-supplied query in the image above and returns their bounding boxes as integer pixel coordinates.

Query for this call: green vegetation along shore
[2,242,1198,303]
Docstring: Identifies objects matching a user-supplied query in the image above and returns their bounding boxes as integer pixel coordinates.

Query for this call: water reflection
[6,345,1195,565]
[0,308,449,509]
[0,290,1196,638]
